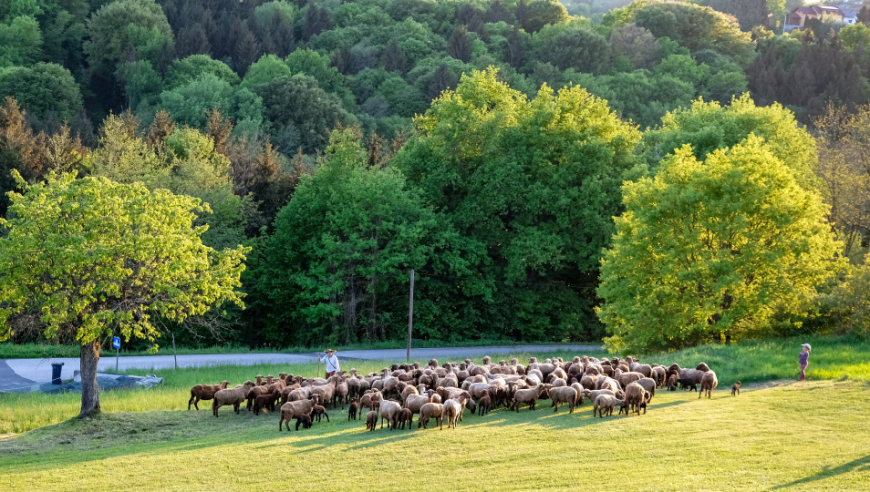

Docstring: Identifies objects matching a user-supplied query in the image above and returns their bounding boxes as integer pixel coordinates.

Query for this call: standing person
[319,349,340,378]
[799,343,811,381]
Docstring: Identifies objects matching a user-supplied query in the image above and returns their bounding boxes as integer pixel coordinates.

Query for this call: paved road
[1,344,601,387]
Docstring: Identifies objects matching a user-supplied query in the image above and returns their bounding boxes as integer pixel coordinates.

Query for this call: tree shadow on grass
[769,454,870,490]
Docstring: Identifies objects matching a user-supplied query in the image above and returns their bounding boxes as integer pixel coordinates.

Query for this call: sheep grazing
[623,382,648,415]
[348,399,359,420]
[510,384,550,412]
[278,396,320,431]
[295,414,313,431]
[678,378,698,392]
[378,399,403,430]
[549,386,580,414]
[593,394,624,418]
[365,410,378,431]
[635,378,657,401]
[359,392,380,414]
[394,408,414,430]
[667,374,678,391]
[699,371,718,399]
[212,382,255,417]
[443,398,463,429]
[731,381,741,396]
[651,366,667,388]
[418,402,444,429]
[310,404,330,423]
[477,392,492,416]
[253,390,280,416]
[188,381,228,410]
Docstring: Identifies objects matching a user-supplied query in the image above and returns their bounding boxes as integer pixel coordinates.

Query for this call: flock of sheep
[188,355,724,431]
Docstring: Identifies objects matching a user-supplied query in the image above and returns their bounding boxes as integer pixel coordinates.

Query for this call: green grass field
[2,337,870,490]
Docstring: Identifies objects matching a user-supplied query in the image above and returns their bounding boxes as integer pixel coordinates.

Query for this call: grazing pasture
[2,337,870,490]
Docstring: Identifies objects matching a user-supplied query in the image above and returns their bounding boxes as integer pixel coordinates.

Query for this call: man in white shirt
[319,349,340,378]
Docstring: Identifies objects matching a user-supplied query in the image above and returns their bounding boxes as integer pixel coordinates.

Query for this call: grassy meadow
[2,337,870,490]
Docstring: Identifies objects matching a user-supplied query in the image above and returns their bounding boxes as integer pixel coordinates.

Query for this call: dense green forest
[1,0,869,352]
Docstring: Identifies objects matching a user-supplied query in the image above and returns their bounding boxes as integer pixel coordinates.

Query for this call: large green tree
[394,69,644,341]
[598,136,841,353]
[0,172,248,417]
[84,0,173,80]
[255,129,470,345]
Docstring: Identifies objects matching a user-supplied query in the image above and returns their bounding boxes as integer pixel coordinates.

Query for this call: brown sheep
[593,394,624,418]
[699,371,718,399]
[365,410,378,431]
[651,366,667,388]
[510,384,550,412]
[360,392,381,414]
[310,404,330,423]
[667,374,677,391]
[403,394,431,415]
[418,402,444,429]
[624,382,647,415]
[549,386,579,413]
[379,399,403,430]
[278,396,320,431]
[394,408,414,430]
[595,376,621,393]
[348,398,359,420]
[212,382,255,417]
[731,381,741,396]
[253,390,280,415]
[295,414,312,431]
[614,369,645,389]
[635,378,657,401]
[477,392,492,416]
[188,381,228,410]
[443,398,464,429]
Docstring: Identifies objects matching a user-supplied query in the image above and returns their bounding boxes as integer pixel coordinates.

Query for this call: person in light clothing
[319,349,340,378]
[799,343,811,381]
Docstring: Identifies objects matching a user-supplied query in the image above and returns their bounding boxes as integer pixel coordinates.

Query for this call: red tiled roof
[793,5,845,16]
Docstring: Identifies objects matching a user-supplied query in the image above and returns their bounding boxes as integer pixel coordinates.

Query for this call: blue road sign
[112,336,120,349]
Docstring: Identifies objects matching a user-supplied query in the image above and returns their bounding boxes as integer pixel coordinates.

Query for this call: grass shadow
[769,454,870,490]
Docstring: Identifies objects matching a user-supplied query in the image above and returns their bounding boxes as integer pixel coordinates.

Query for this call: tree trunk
[79,339,102,418]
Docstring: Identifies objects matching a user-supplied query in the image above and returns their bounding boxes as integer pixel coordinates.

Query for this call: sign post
[113,336,121,371]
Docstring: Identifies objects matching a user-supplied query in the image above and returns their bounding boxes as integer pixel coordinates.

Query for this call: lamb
[366,410,378,431]
[731,381,741,396]
[394,408,414,430]
[295,414,313,431]
[379,399,403,430]
[188,381,228,410]
[310,404,330,423]
[477,392,492,416]
[348,398,359,420]
[279,396,320,431]
[593,394,624,418]
[678,378,698,392]
[549,386,580,414]
[212,382,255,417]
[667,374,677,391]
[699,371,718,399]
[510,384,550,412]
[253,390,280,415]
[418,402,444,429]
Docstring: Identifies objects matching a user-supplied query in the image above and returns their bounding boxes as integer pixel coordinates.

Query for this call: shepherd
[319,349,340,378]
[799,343,811,381]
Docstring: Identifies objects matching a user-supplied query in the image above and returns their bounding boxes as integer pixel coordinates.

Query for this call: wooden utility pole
[407,269,414,362]
[172,332,178,370]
